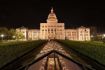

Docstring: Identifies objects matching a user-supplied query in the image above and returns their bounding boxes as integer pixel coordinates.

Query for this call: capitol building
[16,8,90,41]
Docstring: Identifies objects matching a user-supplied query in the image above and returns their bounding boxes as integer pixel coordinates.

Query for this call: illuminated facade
[65,26,90,41]
[16,8,90,41]
[40,8,65,40]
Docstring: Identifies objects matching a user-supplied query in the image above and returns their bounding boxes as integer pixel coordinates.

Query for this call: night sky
[0,0,105,33]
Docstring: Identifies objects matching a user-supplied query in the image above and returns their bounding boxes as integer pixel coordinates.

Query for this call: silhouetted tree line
[91,35,105,43]
[0,27,24,40]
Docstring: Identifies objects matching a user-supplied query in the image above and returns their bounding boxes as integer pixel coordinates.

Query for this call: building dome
[47,8,58,23]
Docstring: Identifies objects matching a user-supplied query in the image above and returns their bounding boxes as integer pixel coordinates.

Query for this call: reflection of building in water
[16,8,90,41]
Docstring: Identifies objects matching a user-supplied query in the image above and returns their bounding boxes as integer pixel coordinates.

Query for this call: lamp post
[0,34,4,41]
[12,36,16,40]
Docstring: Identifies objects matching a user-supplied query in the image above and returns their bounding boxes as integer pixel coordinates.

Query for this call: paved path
[28,41,82,70]
[28,57,47,70]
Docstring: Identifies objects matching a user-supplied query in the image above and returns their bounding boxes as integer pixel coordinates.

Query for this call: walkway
[28,41,82,70]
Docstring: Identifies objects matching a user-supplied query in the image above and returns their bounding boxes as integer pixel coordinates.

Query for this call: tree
[0,27,8,35]
[8,29,16,39]
[0,27,8,40]
[102,37,105,43]
[92,35,103,41]
[15,32,25,40]
[0,27,25,40]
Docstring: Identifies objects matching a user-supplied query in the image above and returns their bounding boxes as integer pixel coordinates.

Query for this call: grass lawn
[0,40,46,68]
[58,40,105,65]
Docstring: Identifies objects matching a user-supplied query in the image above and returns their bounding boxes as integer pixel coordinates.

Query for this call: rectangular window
[42,26,44,28]
[42,29,44,31]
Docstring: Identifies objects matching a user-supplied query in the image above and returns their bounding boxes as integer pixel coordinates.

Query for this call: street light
[12,35,16,38]
[12,36,16,40]
[0,34,4,41]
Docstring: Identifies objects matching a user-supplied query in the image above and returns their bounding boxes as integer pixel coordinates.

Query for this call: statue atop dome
[51,8,54,13]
